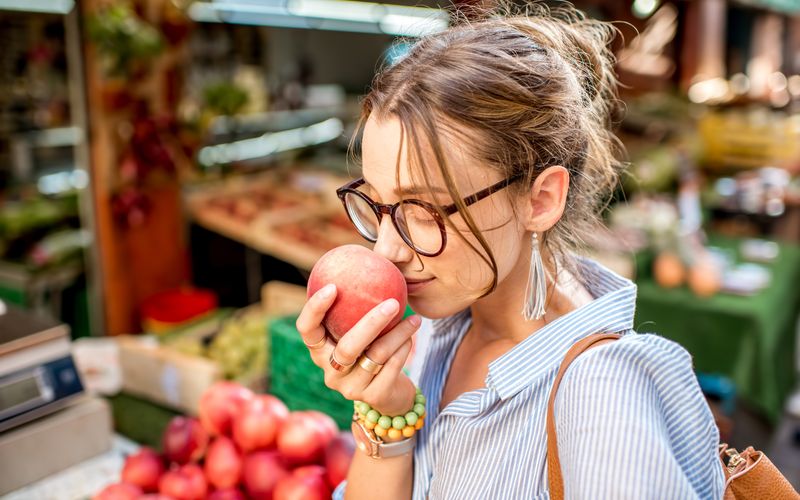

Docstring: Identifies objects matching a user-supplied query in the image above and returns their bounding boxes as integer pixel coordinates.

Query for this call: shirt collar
[485,256,637,400]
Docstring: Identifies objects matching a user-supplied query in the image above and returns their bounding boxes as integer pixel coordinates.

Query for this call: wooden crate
[261,280,308,316]
[117,335,221,415]
[117,282,309,415]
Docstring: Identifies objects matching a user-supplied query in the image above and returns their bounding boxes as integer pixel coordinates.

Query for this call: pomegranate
[274,466,332,500]
[241,450,290,499]
[208,488,246,500]
[199,382,254,436]
[232,394,289,452]
[325,432,356,488]
[205,436,243,490]
[93,483,142,500]
[277,411,337,465]
[120,447,164,492]
[158,463,207,500]
[162,416,208,464]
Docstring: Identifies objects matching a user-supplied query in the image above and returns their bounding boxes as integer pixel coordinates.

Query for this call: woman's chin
[408,296,468,320]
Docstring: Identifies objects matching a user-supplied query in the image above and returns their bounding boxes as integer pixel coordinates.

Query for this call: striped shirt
[335,257,725,499]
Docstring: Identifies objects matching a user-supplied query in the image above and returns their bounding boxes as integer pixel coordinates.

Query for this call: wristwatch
[351,416,417,459]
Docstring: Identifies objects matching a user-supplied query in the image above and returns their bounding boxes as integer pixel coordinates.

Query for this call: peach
[307,245,407,340]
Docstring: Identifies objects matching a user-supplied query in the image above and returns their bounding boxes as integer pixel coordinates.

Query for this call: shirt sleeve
[554,333,725,500]
[332,480,347,499]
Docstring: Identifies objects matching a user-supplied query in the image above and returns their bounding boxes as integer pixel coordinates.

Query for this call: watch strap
[352,419,417,459]
[378,433,417,458]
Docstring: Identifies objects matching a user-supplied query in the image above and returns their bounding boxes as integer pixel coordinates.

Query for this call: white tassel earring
[522,232,547,321]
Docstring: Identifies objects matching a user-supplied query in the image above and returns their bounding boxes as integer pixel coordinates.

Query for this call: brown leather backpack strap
[547,333,622,500]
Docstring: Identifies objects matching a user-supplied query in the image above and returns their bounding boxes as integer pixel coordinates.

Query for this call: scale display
[0,373,45,413]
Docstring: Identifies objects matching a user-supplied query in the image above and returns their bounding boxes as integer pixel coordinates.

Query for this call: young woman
[296,4,725,499]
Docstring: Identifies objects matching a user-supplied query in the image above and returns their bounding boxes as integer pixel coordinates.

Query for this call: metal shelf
[0,0,74,15]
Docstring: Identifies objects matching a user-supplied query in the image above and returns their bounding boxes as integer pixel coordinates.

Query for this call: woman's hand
[295,284,421,416]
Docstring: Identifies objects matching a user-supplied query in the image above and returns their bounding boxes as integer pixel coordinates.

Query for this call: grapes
[208,312,268,380]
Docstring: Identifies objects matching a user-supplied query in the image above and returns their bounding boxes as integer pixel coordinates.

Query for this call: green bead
[392,416,406,430]
[414,394,426,405]
[415,386,422,395]
[357,402,371,415]
[378,416,393,429]
[366,410,380,423]
[413,403,426,417]
[404,412,418,426]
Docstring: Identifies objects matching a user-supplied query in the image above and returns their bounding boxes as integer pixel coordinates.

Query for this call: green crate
[107,392,180,450]
[268,315,353,429]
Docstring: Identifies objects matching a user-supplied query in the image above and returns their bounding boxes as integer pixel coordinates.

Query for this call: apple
[205,436,243,490]
[307,245,407,340]
[277,411,337,466]
[242,450,290,499]
[325,432,356,488]
[162,416,209,464]
[159,464,207,500]
[93,483,142,500]
[121,447,164,492]
[274,466,331,500]
[232,394,289,452]
[199,382,254,436]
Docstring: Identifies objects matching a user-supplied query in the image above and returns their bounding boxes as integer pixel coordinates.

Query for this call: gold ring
[304,335,327,350]
[357,354,384,375]
[329,350,355,373]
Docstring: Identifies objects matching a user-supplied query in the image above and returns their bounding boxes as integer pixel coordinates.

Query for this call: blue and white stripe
[335,257,725,499]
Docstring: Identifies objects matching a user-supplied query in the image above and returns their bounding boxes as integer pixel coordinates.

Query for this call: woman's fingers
[295,288,420,413]
[341,315,421,390]
[295,284,337,346]
[331,298,401,367]
[362,339,416,415]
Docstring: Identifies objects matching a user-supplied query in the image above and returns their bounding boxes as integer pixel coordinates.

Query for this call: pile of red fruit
[94,382,354,500]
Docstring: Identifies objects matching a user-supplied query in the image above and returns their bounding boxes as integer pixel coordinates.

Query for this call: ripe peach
[307,245,407,340]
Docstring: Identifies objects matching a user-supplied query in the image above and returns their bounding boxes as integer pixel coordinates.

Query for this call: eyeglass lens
[343,192,443,254]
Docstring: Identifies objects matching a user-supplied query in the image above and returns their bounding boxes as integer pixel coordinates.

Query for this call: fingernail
[408,315,421,327]
[380,299,399,315]
[319,284,336,299]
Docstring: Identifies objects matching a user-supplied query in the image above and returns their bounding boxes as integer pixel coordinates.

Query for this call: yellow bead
[414,418,424,430]
[402,426,415,438]
[374,425,387,437]
[387,428,402,440]
[364,420,377,430]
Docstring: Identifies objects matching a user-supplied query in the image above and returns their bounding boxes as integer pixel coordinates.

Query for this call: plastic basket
[268,315,353,429]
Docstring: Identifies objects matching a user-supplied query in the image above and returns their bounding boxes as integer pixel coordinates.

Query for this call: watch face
[352,420,374,454]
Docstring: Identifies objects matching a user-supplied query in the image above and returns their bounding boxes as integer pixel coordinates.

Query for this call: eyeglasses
[336,173,523,257]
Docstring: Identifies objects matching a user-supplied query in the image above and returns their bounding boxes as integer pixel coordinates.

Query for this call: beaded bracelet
[353,387,427,442]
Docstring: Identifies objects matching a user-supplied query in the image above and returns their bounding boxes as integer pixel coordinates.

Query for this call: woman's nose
[372,215,414,265]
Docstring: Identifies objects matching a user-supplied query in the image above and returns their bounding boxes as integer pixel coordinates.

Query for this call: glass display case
[0,1,102,337]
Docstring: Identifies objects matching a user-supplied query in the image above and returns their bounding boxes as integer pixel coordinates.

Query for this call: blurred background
[1,0,800,497]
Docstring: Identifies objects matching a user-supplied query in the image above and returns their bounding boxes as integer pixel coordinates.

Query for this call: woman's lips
[405,277,435,294]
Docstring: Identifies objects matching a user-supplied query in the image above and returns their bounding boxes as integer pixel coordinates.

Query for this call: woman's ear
[523,166,570,232]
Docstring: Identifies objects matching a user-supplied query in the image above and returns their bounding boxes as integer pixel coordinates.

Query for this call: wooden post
[82,0,191,335]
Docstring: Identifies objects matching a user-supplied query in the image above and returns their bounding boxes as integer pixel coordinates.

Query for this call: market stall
[635,235,800,423]
[2,0,800,496]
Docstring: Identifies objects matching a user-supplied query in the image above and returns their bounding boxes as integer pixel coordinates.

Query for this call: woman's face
[359,114,529,319]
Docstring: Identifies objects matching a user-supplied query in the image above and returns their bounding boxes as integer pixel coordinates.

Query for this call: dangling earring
[522,232,547,321]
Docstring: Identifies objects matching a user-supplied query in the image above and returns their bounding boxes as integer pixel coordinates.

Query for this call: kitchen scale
[0,299,84,433]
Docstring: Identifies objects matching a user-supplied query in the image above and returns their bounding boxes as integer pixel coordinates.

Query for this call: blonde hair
[349,1,625,295]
